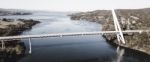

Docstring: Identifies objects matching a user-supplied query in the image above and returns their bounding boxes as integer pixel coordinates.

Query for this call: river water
[0,11,150,62]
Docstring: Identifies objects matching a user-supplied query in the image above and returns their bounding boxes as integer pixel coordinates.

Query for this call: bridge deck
[0,30,149,40]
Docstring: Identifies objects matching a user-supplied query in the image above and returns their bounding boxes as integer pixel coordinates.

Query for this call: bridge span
[0,30,149,54]
[0,30,149,40]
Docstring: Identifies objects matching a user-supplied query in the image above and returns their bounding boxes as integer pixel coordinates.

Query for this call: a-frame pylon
[111,9,126,44]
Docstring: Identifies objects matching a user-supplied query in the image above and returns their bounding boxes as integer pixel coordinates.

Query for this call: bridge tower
[111,9,126,44]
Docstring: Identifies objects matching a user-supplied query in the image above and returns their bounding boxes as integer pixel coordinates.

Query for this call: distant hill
[0,8,32,16]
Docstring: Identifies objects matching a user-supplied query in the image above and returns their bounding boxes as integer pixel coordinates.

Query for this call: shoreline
[69,8,150,54]
[0,18,40,36]
[0,18,40,55]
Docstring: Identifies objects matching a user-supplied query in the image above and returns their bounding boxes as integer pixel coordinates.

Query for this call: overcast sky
[0,0,150,11]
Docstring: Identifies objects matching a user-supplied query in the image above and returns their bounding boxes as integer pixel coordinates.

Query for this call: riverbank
[69,8,150,54]
[0,18,40,55]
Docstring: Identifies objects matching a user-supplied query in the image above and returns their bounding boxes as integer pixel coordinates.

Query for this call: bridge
[0,9,149,54]
[0,30,149,40]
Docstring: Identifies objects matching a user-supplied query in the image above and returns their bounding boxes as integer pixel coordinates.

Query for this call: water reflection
[1,41,149,62]
[114,46,125,62]
[113,46,150,62]
[65,45,150,62]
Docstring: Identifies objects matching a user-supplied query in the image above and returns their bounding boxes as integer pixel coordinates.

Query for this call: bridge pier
[1,40,5,51]
[28,37,32,54]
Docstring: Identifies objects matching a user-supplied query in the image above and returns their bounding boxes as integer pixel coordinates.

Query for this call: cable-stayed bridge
[0,9,149,54]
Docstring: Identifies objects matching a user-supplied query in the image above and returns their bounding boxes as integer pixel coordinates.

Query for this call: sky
[0,0,150,11]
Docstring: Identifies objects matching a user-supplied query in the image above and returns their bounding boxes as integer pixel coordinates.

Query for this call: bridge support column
[1,40,5,51]
[28,38,32,54]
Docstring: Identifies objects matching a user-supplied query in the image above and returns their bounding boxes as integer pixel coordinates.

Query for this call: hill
[70,8,150,54]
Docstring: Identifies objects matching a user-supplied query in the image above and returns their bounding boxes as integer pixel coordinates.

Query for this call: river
[0,11,150,62]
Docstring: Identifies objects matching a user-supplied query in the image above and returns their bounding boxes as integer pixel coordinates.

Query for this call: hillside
[70,8,150,54]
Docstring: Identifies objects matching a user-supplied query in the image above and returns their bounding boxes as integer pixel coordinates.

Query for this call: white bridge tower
[112,9,126,44]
